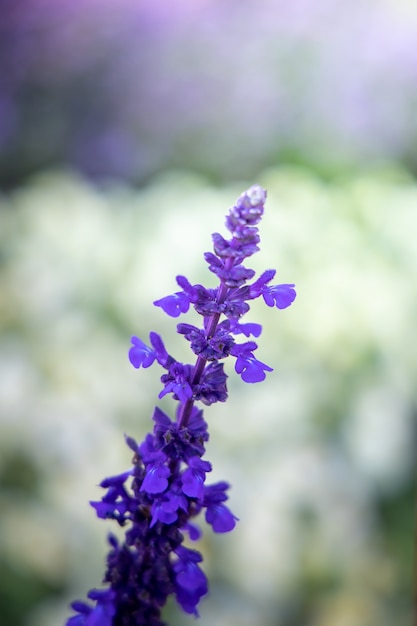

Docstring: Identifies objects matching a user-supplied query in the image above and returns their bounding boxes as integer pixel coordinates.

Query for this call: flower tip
[246,184,267,207]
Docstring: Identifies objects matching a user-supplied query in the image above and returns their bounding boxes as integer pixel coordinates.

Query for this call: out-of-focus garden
[0,1,415,625]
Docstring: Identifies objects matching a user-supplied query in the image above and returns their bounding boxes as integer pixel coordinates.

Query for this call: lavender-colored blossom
[66,185,295,625]
[205,502,238,534]
[150,487,187,527]
[181,457,212,499]
[173,546,208,616]
[193,361,228,405]
[177,323,235,360]
[159,362,194,402]
[149,331,172,367]
[140,458,170,494]
[3,2,417,188]
[234,352,274,383]
[203,482,239,533]
[128,336,156,369]
[263,283,297,309]
[67,589,116,626]
[204,251,256,286]
[152,405,208,460]
[154,292,190,317]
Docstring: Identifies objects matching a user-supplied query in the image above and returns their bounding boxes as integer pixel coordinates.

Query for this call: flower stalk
[66,185,296,625]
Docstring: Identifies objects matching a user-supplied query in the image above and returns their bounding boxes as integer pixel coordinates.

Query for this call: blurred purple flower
[2,0,417,185]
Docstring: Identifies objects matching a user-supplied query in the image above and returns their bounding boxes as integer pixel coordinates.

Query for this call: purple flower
[141,460,170,494]
[128,336,156,368]
[181,456,212,499]
[228,320,263,337]
[154,291,190,317]
[263,283,297,309]
[152,405,208,460]
[67,185,295,625]
[205,502,238,533]
[183,521,202,541]
[159,362,194,402]
[176,274,200,301]
[230,340,273,383]
[234,344,274,383]
[173,546,208,616]
[90,470,133,523]
[177,323,235,360]
[67,589,116,626]
[149,331,171,365]
[150,488,187,527]
[204,481,239,533]
[248,269,276,298]
[229,185,266,228]
[193,361,228,405]
[204,251,256,286]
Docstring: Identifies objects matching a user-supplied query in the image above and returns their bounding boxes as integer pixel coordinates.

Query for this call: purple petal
[181,469,205,499]
[124,434,140,454]
[90,500,125,519]
[150,500,178,526]
[183,521,202,541]
[153,292,190,317]
[235,354,273,383]
[230,321,263,337]
[141,462,170,494]
[203,481,230,503]
[205,503,238,533]
[173,548,208,615]
[248,269,276,298]
[181,458,212,498]
[152,406,172,430]
[263,283,296,309]
[66,616,85,626]
[176,562,207,592]
[128,336,156,368]
[70,602,90,615]
[100,470,132,489]
[149,331,170,366]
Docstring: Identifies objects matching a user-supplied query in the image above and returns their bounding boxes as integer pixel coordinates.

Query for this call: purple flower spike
[67,185,295,625]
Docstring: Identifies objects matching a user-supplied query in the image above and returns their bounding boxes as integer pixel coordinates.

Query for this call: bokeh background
[0,1,416,625]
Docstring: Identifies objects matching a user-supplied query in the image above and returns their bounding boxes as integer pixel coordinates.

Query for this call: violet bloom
[66,185,296,625]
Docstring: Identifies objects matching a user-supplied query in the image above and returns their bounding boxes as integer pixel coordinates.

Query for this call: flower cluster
[66,185,296,625]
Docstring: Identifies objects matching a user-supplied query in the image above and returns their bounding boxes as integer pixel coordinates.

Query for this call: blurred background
[0,1,416,625]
